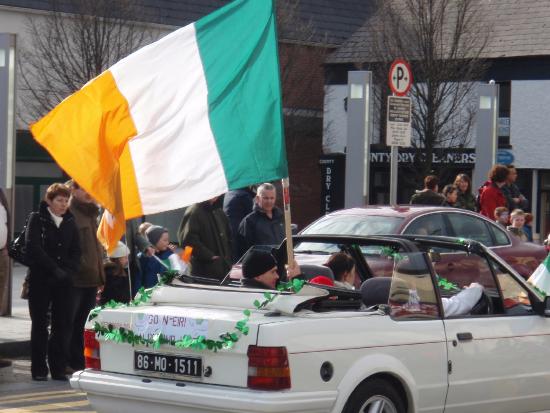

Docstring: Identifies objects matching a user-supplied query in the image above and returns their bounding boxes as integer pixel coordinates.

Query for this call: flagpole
[281,177,294,268]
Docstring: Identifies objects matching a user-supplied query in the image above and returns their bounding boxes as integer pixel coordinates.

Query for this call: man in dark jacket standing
[178,197,232,280]
[410,175,445,206]
[238,183,285,253]
[223,186,255,261]
[501,165,529,212]
[67,181,105,372]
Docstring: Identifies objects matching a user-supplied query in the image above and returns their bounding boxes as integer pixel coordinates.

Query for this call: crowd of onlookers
[0,163,543,380]
[0,179,289,381]
[410,164,534,242]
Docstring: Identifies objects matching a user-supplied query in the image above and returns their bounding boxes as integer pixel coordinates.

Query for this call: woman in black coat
[25,183,80,381]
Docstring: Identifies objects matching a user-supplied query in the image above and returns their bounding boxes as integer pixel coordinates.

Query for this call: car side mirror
[291,223,299,235]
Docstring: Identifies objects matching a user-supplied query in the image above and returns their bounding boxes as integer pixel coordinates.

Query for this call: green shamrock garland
[380,246,403,261]
[91,271,305,352]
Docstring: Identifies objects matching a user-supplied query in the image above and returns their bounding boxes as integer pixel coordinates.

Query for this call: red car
[300,205,547,278]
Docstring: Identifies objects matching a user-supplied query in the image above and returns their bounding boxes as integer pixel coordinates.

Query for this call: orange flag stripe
[30,70,143,252]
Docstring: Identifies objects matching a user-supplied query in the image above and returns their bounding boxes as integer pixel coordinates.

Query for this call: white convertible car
[70,235,550,413]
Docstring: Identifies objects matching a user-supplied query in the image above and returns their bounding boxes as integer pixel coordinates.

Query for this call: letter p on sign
[388,59,413,96]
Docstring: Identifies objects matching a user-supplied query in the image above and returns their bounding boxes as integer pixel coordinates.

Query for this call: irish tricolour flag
[528,254,550,296]
[30,0,287,252]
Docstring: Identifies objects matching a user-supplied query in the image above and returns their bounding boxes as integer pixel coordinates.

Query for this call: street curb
[0,340,30,358]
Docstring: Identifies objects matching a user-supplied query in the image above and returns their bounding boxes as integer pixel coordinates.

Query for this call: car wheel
[343,378,406,413]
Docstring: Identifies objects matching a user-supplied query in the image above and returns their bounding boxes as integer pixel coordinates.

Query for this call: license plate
[134,351,202,377]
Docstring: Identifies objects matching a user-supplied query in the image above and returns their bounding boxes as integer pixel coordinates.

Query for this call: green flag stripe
[544,253,550,272]
[195,0,288,189]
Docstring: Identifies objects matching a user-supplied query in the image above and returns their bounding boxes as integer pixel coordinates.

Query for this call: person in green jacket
[454,173,476,211]
[178,197,232,281]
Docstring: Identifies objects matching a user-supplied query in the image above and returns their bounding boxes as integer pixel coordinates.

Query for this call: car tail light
[84,329,101,369]
[247,346,290,390]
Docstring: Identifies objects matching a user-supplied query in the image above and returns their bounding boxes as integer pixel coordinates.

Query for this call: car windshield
[302,215,404,236]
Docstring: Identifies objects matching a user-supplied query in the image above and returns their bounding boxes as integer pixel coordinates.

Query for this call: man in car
[442,282,484,317]
[241,250,300,289]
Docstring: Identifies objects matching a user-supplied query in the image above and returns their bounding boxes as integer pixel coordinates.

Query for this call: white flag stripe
[111,23,227,214]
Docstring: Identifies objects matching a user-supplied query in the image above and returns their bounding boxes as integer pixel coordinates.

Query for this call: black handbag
[8,212,41,266]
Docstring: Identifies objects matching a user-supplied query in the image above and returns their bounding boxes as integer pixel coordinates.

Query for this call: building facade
[323,0,550,241]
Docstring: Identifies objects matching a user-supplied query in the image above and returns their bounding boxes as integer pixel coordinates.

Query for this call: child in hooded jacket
[136,225,175,294]
[100,241,131,305]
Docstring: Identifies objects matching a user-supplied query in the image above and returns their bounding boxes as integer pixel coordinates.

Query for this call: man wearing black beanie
[241,250,279,289]
[241,250,301,289]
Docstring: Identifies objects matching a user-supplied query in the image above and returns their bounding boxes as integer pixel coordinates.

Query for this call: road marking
[0,399,90,412]
[0,390,77,402]
[0,392,86,404]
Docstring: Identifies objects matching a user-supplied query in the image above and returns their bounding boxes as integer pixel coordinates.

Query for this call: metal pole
[532,169,539,242]
[473,82,499,190]
[389,146,398,205]
[0,34,16,316]
[345,71,372,208]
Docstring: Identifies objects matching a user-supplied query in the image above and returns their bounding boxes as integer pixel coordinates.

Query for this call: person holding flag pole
[29,0,295,279]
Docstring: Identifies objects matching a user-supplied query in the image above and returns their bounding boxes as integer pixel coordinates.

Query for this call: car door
[441,252,550,412]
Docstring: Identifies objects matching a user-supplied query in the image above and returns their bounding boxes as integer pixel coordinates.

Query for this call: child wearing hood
[136,225,176,294]
[100,241,131,305]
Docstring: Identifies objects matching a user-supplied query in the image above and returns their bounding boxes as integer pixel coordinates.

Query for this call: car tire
[343,378,406,413]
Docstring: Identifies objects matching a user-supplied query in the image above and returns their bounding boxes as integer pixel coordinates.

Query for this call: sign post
[387,59,412,205]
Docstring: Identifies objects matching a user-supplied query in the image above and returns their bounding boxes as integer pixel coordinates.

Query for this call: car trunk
[88,282,327,388]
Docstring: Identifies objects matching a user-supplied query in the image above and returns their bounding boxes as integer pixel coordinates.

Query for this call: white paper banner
[131,312,208,341]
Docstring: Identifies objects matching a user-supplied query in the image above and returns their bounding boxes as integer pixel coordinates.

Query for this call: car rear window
[302,215,404,236]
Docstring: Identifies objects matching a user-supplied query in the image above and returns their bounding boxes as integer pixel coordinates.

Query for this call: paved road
[0,359,94,412]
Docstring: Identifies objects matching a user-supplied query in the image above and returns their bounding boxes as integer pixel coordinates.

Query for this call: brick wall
[278,42,328,230]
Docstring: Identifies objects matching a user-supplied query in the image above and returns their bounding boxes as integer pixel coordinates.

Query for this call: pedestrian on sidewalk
[442,184,459,207]
[179,197,232,281]
[507,209,528,242]
[67,180,105,374]
[478,164,508,220]
[238,183,285,253]
[26,183,81,381]
[409,175,445,206]
[223,186,255,261]
[100,241,131,305]
[453,173,476,211]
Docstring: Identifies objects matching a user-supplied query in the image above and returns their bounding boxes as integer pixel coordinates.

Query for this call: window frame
[444,211,497,247]
[402,212,450,238]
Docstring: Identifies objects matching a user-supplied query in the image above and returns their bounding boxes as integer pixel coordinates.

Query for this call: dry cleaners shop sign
[370,149,476,165]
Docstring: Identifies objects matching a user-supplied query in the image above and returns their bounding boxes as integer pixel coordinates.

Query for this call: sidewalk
[0,265,31,358]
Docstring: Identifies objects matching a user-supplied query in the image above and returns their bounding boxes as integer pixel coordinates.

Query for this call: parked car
[71,235,550,413]
[300,205,547,278]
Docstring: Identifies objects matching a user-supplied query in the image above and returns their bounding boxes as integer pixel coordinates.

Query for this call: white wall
[510,80,550,169]
[0,6,37,129]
